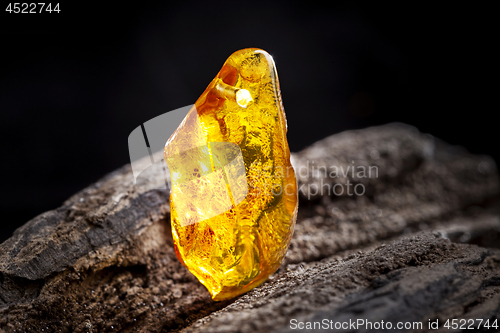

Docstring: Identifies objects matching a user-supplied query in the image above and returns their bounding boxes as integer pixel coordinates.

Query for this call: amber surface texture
[164,48,298,301]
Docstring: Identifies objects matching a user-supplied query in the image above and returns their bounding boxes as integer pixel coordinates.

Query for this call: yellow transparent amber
[164,48,298,301]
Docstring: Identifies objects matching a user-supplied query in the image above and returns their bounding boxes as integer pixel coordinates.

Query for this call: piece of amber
[164,48,298,301]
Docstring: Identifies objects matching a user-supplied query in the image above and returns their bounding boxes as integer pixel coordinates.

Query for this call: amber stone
[164,48,298,301]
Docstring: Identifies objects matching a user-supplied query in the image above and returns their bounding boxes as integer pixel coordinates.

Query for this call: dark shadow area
[0,2,496,242]
[447,229,500,250]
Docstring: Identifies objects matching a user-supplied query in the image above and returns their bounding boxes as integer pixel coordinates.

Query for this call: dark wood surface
[1,123,499,333]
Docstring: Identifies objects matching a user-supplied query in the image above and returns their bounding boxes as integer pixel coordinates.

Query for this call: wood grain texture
[1,123,499,333]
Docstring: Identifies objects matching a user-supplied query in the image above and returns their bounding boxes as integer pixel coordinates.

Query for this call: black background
[0,2,496,243]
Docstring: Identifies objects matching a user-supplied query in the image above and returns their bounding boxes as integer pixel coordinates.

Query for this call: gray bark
[1,123,499,333]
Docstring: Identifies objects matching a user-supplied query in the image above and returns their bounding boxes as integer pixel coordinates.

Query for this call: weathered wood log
[184,233,500,333]
[0,123,499,332]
